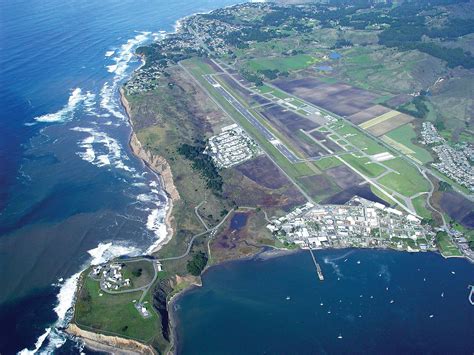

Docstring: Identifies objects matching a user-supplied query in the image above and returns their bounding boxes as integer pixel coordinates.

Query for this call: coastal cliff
[129,132,180,202]
[122,88,180,254]
[67,324,157,355]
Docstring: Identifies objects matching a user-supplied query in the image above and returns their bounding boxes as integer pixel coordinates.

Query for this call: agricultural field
[359,110,414,137]
[274,77,379,117]
[347,105,391,125]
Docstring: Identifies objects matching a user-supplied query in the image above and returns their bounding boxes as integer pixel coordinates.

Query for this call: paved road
[194,200,210,231]
[99,258,159,296]
[203,74,301,163]
[179,62,314,203]
[159,208,235,262]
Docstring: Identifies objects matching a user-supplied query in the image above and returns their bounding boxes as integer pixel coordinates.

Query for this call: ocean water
[176,249,474,354]
[0,0,240,353]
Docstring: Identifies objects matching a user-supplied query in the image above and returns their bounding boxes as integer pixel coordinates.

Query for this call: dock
[308,246,324,281]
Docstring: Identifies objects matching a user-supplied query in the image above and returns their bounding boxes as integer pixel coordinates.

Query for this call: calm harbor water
[0,0,240,353]
[175,249,474,354]
[1,1,473,354]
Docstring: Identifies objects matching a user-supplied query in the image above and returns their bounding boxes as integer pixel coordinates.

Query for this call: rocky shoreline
[121,88,180,254]
[67,324,157,355]
[68,89,183,354]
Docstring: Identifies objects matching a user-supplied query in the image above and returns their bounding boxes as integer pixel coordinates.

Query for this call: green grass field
[436,232,463,257]
[340,154,385,178]
[384,124,433,164]
[335,123,386,155]
[121,259,155,289]
[412,194,432,219]
[378,158,430,196]
[74,276,161,343]
[245,54,317,73]
[313,156,343,170]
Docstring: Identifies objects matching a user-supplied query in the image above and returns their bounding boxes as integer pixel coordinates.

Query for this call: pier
[308,246,324,281]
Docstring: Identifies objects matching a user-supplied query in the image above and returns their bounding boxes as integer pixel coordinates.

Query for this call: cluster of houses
[92,263,131,291]
[452,233,474,260]
[420,122,444,145]
[267,198,434,251]
[432,144,474,192]
[125,63,163,95]
[420,122,473,192]
[205,124,261,168]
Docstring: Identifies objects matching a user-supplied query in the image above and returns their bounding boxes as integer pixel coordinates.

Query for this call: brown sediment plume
[66,324,157,355]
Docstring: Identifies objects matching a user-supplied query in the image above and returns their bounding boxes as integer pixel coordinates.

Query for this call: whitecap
[105,50,115,57]
[100,32,152,120]
[71,126,134,171]
[22,241,141,353]
[34,88,86,123]
[145,202,170,254]
[18,328,51,355]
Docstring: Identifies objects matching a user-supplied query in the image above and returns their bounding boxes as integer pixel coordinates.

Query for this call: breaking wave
[33,88,93,123]
[18,242,140,354]
[100,32,151,120]
[71,126,134,172]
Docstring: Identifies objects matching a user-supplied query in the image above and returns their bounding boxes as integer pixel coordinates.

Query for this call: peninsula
[70,1,474,353]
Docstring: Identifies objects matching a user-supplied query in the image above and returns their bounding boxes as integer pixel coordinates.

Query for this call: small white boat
[390,300,394,304]
[429,314,434,318]
[441,292,444,298]
[338,334,343,339]
[286,296,291,300]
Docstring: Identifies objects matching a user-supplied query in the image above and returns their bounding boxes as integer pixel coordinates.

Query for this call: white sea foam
[99,32,151,120]
[19,242,140,354]
[137,193,156,202]
[105,50,115,57]
[87,241,140,265]
[145,204,170,254]
[34,88,86,123]
[99,82,125,119]
[18,328,51,355]
[71,126,134,172]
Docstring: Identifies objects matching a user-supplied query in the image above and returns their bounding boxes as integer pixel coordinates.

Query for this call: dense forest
[186,251,208,276]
